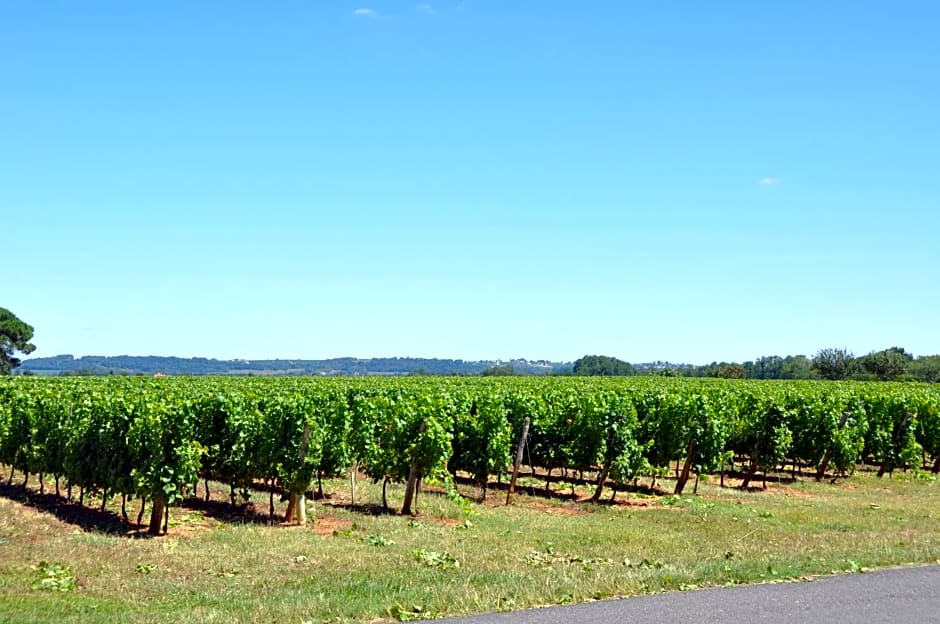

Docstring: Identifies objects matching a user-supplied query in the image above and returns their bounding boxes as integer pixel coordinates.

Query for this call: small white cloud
[417,3,437,14]
[352,8,378,18]
[759,176,782,186]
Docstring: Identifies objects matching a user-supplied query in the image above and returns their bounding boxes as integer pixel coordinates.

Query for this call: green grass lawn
[1,468,938,623]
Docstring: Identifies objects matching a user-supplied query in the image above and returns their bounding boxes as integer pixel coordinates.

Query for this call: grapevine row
[0,377,937,533]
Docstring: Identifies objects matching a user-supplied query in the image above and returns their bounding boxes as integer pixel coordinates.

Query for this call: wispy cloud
[759,176,782,186]
[352,8,378,18]
[417,3,436,15]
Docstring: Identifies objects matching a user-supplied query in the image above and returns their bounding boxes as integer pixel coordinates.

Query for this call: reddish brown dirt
[311,516,353,537]
[427,516,463,527]
[525,501,591,516]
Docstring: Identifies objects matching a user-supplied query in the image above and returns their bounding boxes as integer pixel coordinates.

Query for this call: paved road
[443,565,940,623]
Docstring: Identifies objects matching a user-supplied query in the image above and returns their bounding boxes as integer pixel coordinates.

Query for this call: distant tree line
[572,355,636,376]
[569,348,940,383]
[806,347,940,382]
[26,350,938,382]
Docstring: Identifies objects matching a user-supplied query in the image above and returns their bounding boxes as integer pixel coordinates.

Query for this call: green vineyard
[1,376,938,534]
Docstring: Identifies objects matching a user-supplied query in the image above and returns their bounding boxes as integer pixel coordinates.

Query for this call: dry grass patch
[0,467,938,623]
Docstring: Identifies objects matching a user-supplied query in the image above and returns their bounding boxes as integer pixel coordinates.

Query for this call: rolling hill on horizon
[18,354,568,377]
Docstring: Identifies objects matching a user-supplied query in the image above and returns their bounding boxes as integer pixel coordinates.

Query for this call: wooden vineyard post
[400,420,427,516]
[591,466,609,502]
[741,456,759,489]
[676,412,707,495]
[285,421,312,525]
[284,495,295,524]
[297,492,307,525]
[674,436,697,495]
[350,462,358,506]
[148,497,166,536]
[506,417,531,506]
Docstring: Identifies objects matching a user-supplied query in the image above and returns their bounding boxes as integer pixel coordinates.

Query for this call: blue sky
[3,2,938,364]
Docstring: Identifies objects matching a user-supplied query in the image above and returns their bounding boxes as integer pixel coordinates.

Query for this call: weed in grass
[168,510,206,528]
[412,549,459,569]
[365,534,394,547]
[332,529,353,537]
[523,545,615,570]
[625,558,667,570]
[30,561,76,592]
[386,603,437,621]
